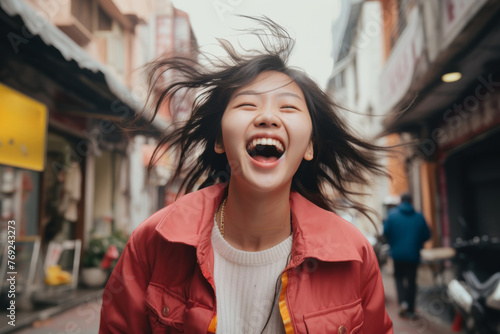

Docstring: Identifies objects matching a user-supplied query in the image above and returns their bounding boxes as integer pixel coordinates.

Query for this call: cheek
[221,113,244,151]
[289,118,313,148]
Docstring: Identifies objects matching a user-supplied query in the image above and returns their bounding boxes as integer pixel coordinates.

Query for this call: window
[71,0,93,32]
[95,21,125,77]
[97,6,112,31]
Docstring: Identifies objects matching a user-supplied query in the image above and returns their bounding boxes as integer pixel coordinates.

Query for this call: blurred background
[0,0,499,333]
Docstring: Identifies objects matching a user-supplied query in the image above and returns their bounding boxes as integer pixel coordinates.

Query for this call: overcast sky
[170,0,341,89]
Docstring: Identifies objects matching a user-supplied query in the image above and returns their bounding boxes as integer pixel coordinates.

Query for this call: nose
[254,106,282,128]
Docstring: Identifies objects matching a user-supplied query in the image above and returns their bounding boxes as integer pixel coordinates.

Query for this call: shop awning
[0,0,169,133]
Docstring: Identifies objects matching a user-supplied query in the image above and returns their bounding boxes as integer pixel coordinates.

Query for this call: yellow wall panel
[0,83,48,171]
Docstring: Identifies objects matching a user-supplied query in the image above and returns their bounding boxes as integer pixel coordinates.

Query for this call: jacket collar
[155,183,362,266]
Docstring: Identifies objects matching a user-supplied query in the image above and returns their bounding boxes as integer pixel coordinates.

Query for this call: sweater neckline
[211,214,292,266]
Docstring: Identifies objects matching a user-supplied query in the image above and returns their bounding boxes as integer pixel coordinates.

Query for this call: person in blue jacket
[383,193,430,318]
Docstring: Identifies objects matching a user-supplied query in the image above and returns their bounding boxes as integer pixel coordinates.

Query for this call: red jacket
[99,184,393,333]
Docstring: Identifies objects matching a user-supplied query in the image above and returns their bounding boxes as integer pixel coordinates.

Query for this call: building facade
[0,0,196,308]
[327,0,392,236]
[378,0,500,248]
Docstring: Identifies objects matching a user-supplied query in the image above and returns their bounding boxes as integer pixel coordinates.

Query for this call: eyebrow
[233,90,303,101]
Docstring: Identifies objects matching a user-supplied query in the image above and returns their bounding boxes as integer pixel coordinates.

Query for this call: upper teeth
[247,138,284,153]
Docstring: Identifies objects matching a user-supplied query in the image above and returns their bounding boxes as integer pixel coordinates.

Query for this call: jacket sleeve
[99,232,151,333]
[361,245,393,333]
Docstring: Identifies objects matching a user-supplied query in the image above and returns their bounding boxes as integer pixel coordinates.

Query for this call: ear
[214,141,225,154]
[304,140,314,161]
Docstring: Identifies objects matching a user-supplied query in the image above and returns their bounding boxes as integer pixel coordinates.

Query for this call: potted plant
[80,231,128,288]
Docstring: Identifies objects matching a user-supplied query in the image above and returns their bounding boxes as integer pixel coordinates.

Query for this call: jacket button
[338,325,347,334]
[161,306,169,317]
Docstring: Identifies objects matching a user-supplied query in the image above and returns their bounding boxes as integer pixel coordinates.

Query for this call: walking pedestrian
[383,193,431,318]
[99,17,393,333]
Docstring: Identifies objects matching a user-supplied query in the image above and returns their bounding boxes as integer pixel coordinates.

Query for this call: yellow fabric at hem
[207,314,217,333]
[279,271,294,334]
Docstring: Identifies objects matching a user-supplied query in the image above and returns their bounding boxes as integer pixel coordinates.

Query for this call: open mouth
[246,137,285,163]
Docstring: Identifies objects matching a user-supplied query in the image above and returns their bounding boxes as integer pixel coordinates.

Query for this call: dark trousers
[393,261,418,313]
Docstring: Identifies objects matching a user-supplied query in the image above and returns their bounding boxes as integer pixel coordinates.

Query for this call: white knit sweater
[212,217,291,334]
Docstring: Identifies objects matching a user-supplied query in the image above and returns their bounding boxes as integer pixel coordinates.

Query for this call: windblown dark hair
[145,16,389,224]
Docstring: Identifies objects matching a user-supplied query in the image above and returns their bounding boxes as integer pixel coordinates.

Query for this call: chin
[242,175,292,194]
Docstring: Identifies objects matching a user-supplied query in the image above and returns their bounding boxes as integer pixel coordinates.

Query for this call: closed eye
[235,103,257,108]
[281,105,300,111]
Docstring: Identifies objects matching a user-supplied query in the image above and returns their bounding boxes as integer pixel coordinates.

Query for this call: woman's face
[219,71,313,194]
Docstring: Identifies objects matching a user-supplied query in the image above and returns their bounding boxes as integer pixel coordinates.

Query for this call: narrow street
[1,0,499,333]
[14,264,464,334]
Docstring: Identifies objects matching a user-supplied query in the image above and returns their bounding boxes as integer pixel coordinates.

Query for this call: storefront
[380,1,500,248]
[437,90,500,244]
[0,83,46,238]
[0,80,48,308]
[0,0,164,306]
[42,131,85,244]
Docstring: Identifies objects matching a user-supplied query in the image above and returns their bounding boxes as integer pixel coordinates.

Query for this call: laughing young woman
[99,18,393,334]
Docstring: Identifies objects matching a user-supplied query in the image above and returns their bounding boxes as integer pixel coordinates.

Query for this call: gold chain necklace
[219,197,228,238]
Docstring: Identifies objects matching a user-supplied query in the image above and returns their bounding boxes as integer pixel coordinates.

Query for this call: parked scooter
[447,235,500,334]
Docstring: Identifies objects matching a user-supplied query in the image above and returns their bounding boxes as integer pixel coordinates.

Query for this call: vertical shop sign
[174,15,190,56]
[379,8,424,114]
[438,166,450,247]
[0,83,48,171]
[156,15,174,57]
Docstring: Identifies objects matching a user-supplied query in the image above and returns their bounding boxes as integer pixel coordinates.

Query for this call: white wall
[328,1,388,235]
[345,1,384,138]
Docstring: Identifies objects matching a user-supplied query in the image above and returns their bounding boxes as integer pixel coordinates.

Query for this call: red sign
[439,93,500,151]
[380,8,424,114]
